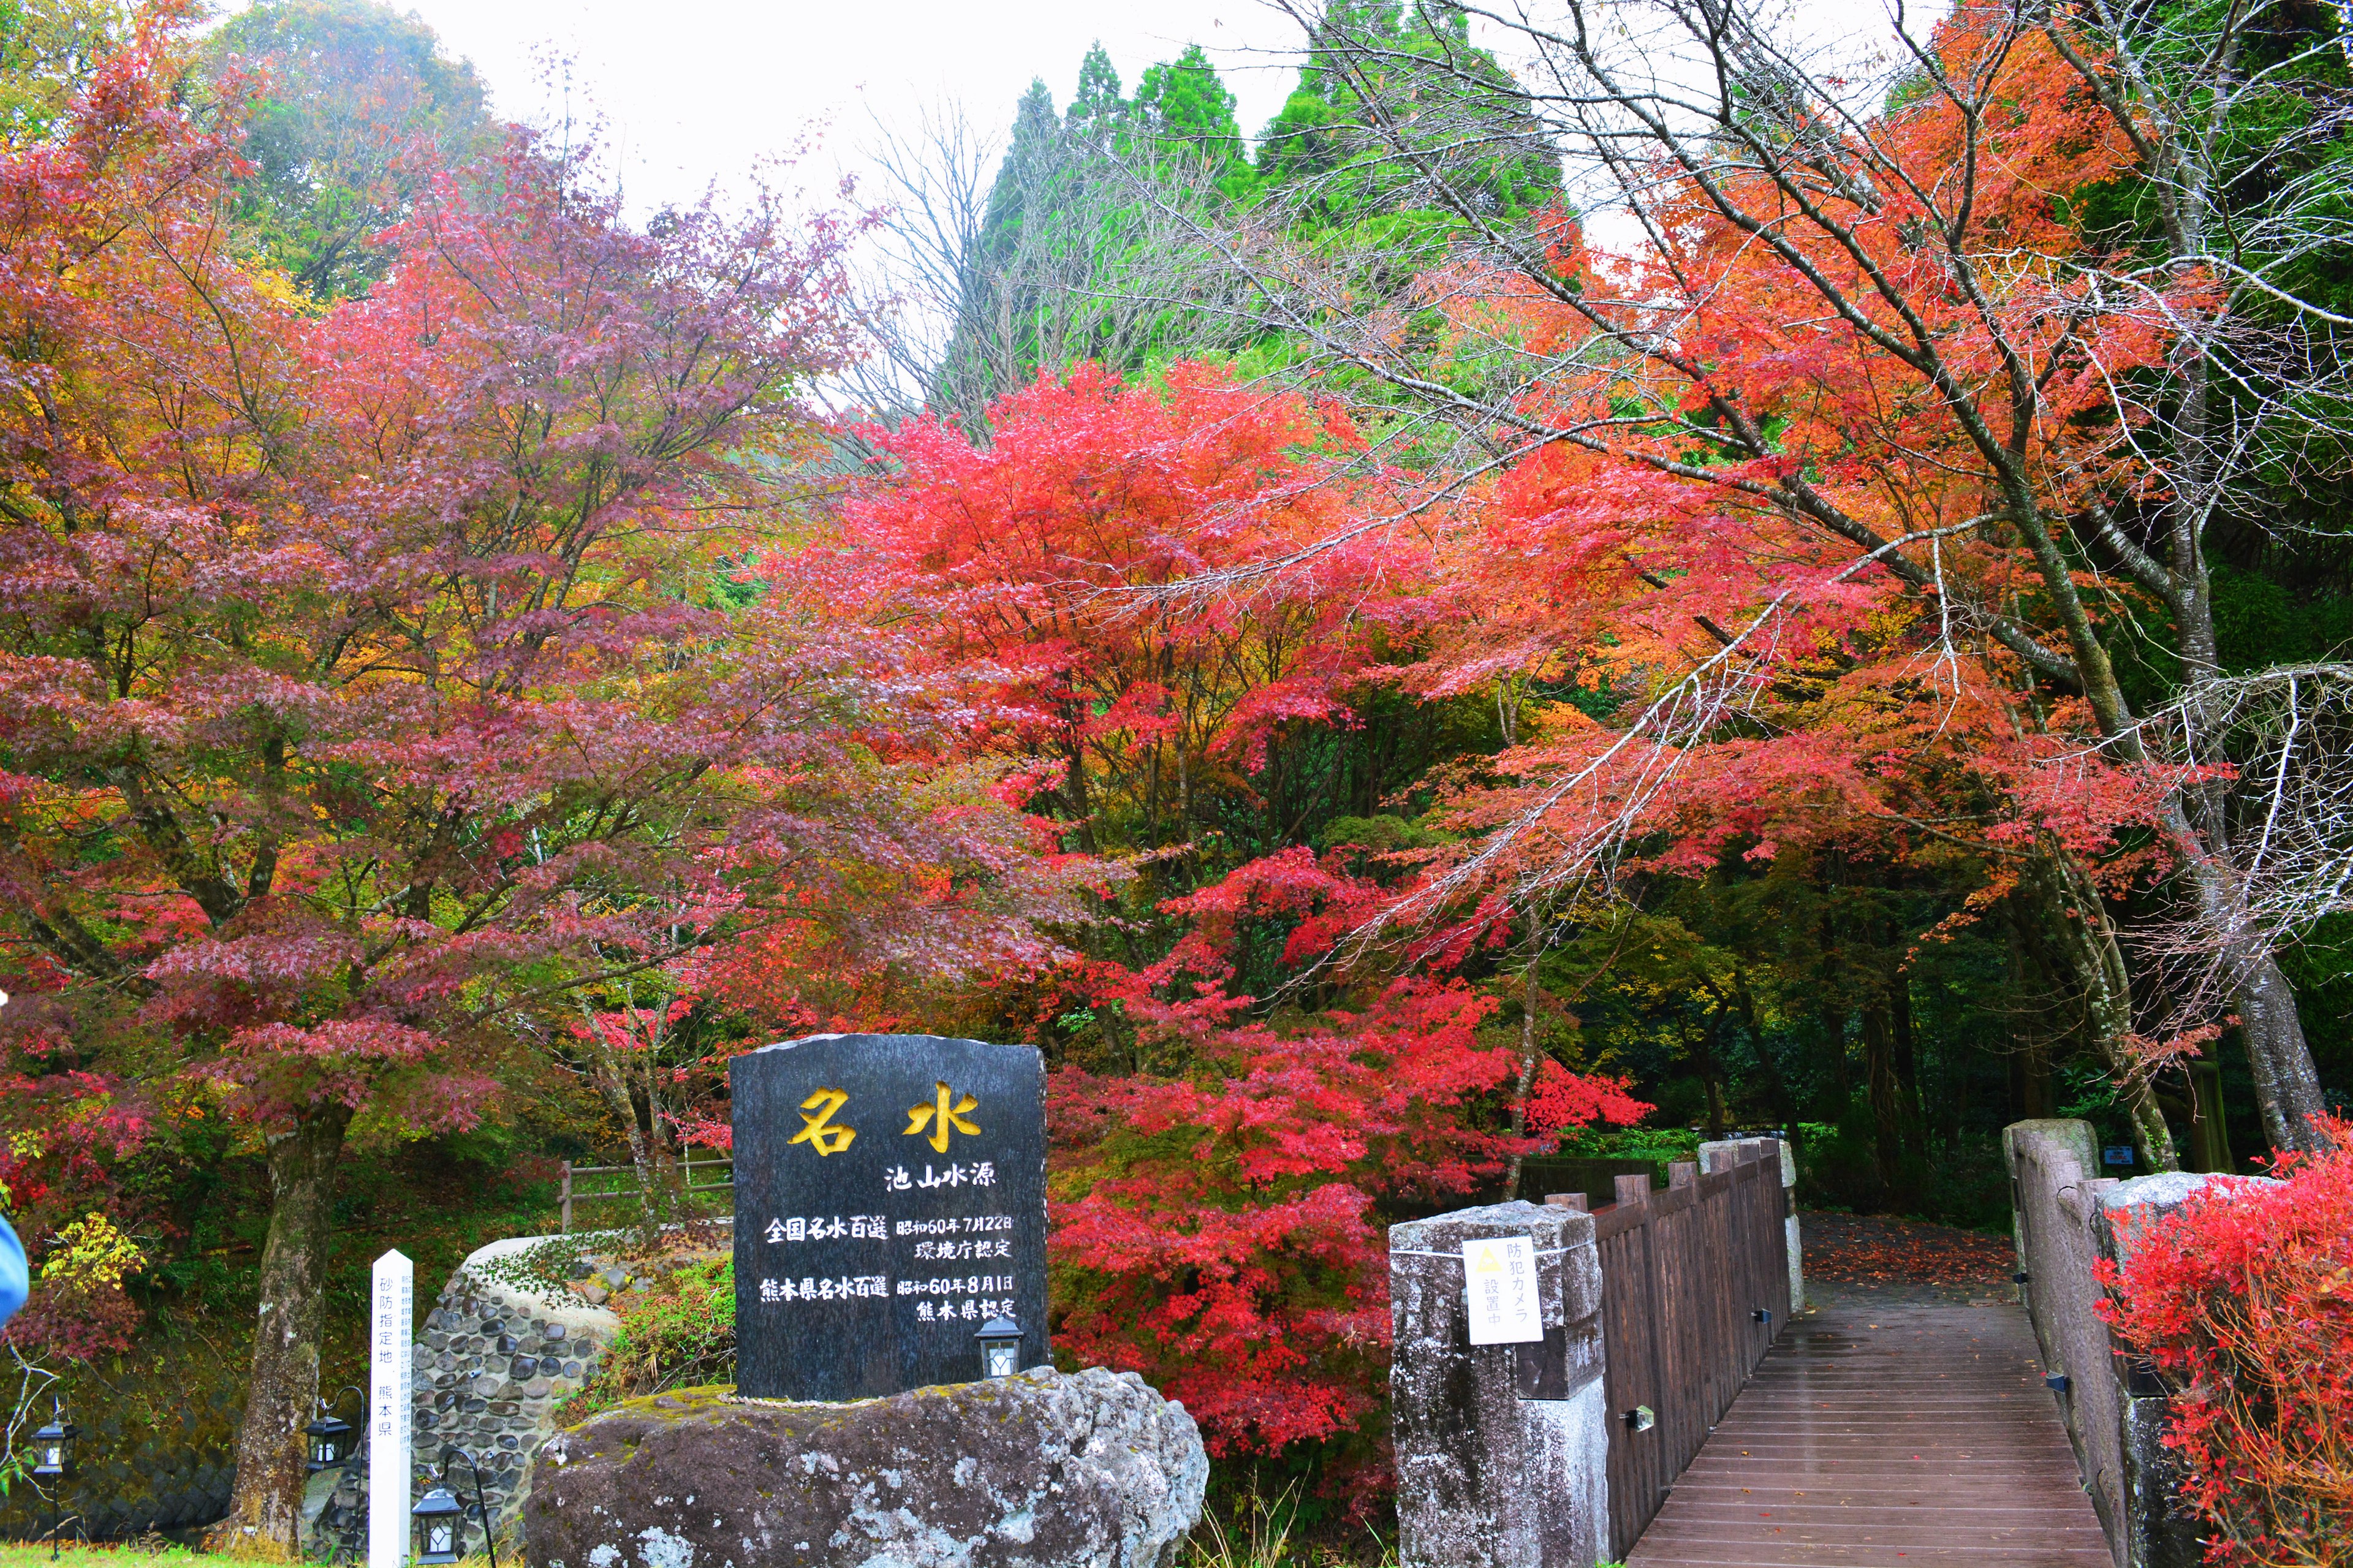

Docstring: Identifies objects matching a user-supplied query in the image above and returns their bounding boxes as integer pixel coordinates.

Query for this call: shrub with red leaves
[1047,852,1646,1504]
[2097,1120,2353,1566]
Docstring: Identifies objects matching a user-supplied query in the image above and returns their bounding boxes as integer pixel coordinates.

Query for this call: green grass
[0,1549,505,1568]
[0,1549,235,1568]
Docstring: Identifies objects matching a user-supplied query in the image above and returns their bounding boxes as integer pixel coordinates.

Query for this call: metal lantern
[305,1404,355,1473]
[975,1315,1023,1379]
[412,1485,465,1564]
[31,1401,77,1480]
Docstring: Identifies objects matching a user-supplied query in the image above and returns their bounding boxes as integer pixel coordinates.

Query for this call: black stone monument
[731,1033,1048,1401]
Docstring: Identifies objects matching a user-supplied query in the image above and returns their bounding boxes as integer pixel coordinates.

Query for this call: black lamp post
[974,1315,1023,1380]
[31,1397,78,1562]
[412,1484,464,1565]
[305,1387,363,1474]
[441,1444,499,1568]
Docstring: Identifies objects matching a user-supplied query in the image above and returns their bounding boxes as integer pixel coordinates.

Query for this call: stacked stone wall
[307,1234,621,1560]
[0,1342,244,1543]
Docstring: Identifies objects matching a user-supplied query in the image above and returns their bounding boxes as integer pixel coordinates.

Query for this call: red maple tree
[0,23,1083,1546]
[832,365,1649,1493]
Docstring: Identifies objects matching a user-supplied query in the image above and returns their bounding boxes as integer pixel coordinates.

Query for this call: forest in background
[1,0,2349,1544]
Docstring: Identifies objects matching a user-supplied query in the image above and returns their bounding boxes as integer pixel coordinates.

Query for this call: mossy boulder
[521,1368,1205,1568]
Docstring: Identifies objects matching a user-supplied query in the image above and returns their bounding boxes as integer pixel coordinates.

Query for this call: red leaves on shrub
[1047,851,1648,1488]
[2097,1121,2353,1566]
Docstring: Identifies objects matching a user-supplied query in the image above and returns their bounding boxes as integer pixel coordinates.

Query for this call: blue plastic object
[0,1210,26,1327]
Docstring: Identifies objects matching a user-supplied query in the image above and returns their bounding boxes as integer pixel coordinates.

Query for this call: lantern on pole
[305,1387,362,1473]
[412,1485,464,1564]
[31,1401,76,1480]
[32,1399,77,1562]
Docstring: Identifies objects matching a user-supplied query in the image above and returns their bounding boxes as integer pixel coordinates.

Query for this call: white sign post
[1461,1235,1544,1346]
[368,1249,414,1568]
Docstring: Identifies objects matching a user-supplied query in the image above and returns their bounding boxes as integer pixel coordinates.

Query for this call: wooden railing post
[1543,1192,1588,1213]
[561,1160,572,1235]
[1613,1173,1650,1208]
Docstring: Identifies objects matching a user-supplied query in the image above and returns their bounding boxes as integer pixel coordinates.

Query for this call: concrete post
[1391,1200,1610,1568]
[1700,1137,1801,1311]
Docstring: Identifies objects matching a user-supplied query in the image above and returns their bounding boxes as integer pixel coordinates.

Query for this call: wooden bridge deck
[1625,1297,2111,1567]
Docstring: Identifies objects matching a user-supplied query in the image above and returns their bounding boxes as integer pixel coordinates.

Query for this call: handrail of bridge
[1579,1142,1792,1562]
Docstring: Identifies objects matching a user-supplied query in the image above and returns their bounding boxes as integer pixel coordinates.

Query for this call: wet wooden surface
[1624,1297,2112,1567]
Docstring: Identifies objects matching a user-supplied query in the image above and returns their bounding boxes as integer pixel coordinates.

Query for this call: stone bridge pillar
[1390,1200,1609,1568]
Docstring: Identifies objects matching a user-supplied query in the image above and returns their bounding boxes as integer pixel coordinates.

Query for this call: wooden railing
[558,1149,734,1233]
[1579,1143,1792,1559]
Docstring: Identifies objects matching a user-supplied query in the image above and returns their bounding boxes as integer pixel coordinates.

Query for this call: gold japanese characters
[784,1081,987,1157]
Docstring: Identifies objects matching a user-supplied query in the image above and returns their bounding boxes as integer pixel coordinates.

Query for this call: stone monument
[730,1032,1050,1399]
[523,1032,1207,1568]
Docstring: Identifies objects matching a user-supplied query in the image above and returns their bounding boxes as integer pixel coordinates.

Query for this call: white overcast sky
[385,0,1314,213]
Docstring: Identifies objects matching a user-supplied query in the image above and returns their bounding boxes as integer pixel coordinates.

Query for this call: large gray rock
[523,1369,1206,1568]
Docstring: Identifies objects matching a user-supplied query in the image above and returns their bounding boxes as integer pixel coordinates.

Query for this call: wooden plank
[1596,1197,1650,1241]
[1602,1224,1653,1557]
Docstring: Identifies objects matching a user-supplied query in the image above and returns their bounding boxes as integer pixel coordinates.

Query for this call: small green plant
[1553,1125,1702,1163]
[465,1234,610,1307]
[1188,1484,1301,1568]
[553,1258,736,1426]
[0,1548,261,1567]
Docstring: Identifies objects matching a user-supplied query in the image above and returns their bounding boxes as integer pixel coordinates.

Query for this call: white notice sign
[369,1249,415,1568]
[1462,1235,1544,1345]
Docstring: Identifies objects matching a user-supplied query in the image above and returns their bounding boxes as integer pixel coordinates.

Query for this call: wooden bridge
[1623,1295,2109,1566]
[1571,1162,2108,1567]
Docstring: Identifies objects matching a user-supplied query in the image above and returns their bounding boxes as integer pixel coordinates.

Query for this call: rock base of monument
[523,1367,1207,1568]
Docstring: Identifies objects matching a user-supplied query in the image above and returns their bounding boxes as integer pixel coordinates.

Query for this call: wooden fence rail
[1590,1144,1790,1560]
[559,1151,735,1233]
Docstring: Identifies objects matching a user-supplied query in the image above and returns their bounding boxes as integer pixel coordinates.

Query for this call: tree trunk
[1691,1002,1731,1140]
[207,1104,352,1558]
[1734,974,1798,1132]
[1890,978,1922,1131]
[2122,86,2330,1154]
[2004,908,2056,1119]
[2019,1036,2055,1121]
[2159,800,2333,1151]
[1819,1004,1852,1107]
[2016,849,2180,1172]
[1862,999,1903,1209]
[1502,951,1543,1200]
[2186,1058,2235,1174]
[592,1054,664,1231]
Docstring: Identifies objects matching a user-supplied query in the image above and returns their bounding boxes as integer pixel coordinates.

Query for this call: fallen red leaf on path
[1802,1211,2013,1286]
